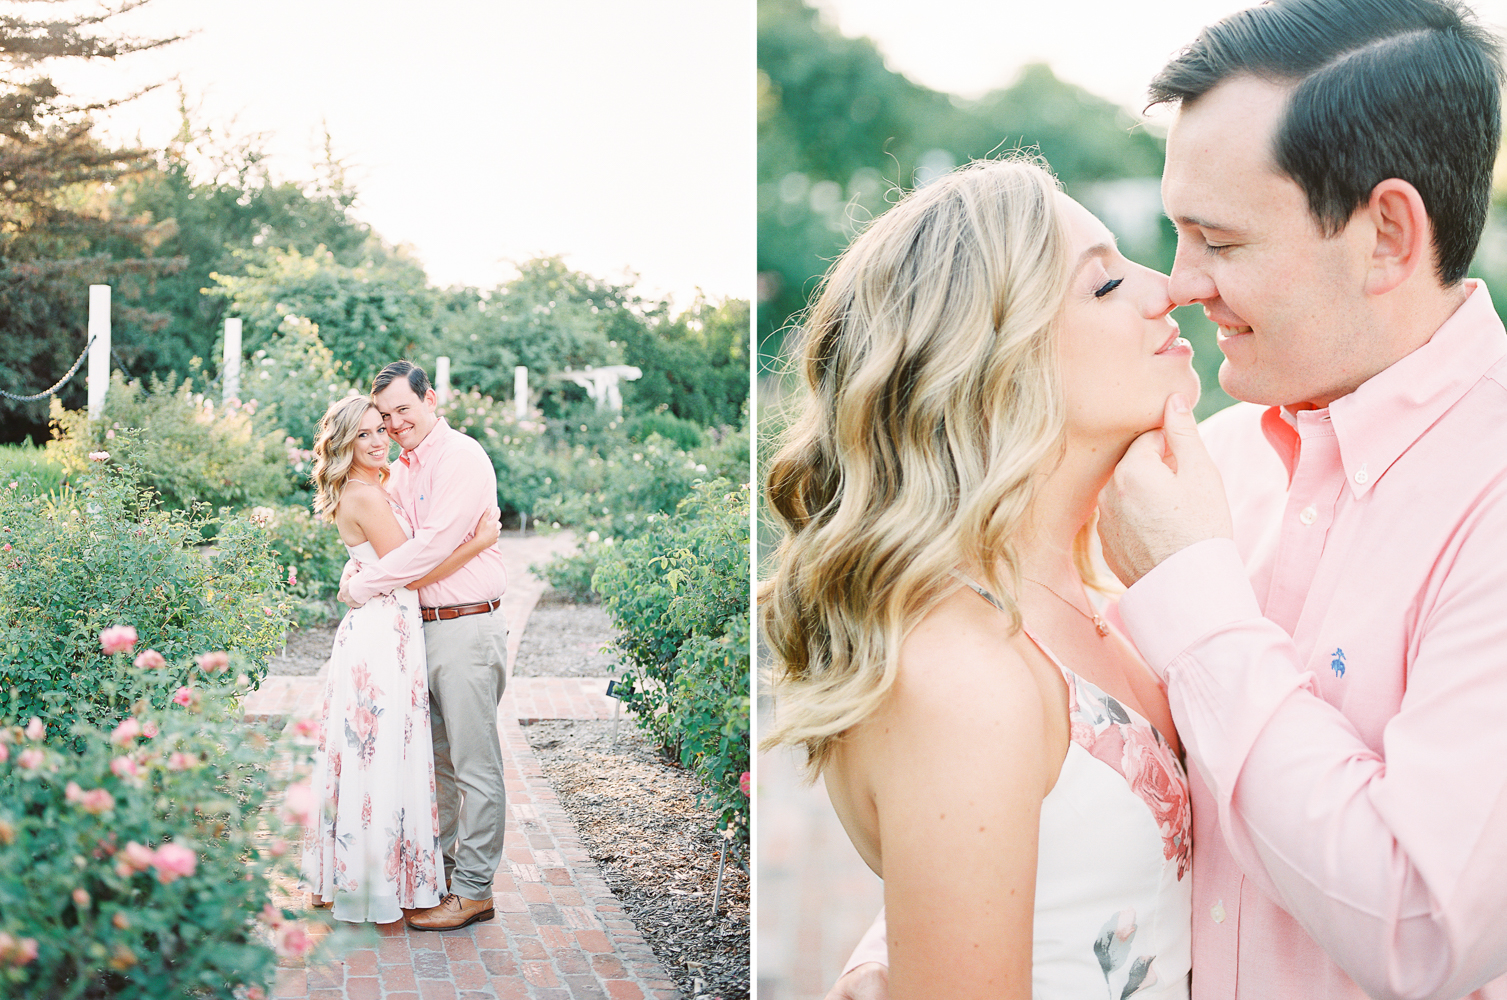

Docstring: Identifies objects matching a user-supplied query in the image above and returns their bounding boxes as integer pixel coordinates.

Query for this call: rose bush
[0,647,320,998]
[590,479,750,846]
[0,463,289,736]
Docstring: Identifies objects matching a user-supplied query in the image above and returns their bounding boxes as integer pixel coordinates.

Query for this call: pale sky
[46,0,754,308]
[812,0,1507,115]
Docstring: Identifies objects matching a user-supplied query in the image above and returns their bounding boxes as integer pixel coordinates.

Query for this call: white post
[223,318,242,403]
[435,356,451,405]
[87,285,111,419]
[514,366,528,419]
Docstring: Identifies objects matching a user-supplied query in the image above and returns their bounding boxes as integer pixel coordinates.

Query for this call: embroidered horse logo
[1331,648,1346,678]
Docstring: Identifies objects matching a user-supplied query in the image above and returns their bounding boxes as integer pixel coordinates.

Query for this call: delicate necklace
[1026,578,1110,637]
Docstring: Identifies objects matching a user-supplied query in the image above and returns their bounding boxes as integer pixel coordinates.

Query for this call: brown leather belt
[420,597,502,622]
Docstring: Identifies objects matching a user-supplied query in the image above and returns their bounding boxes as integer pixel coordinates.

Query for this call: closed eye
[1094,277,1124,298]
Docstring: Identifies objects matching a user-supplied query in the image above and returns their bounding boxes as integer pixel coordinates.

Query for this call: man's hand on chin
[1098,393,1235,587]
[825,963,888,1000]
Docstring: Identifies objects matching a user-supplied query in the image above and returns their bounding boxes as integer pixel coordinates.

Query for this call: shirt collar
[398,417,452,469]
[1305,280,1506,499]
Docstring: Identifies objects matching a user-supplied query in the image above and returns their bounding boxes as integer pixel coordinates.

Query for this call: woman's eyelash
[1094,277,1124,298]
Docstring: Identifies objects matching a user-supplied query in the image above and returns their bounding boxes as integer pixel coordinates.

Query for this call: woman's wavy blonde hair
[311,395,388,522]
[762,156,1096,775]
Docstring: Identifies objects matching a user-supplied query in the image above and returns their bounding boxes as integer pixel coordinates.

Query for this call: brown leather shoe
[405,893,494,931]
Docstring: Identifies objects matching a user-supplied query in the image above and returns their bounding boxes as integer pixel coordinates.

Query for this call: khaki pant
[422,607,509,900]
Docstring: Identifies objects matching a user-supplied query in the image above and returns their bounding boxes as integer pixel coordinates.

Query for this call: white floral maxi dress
[299,526,444,923]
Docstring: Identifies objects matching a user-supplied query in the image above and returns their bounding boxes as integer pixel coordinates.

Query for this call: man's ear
[1363,178,1431,296]
[424,388,438,408]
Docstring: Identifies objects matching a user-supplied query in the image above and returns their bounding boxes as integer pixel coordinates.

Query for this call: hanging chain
[0,335,97,402]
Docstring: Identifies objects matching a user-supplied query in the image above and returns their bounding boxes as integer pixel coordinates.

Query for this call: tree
[619,296,749,428]
[0,0,184,442]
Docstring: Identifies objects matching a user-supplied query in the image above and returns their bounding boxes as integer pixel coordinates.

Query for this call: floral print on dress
[1094,908,1159,999]
[1068,674,1192,880]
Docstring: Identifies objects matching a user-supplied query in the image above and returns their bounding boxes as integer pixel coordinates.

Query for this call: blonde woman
[763,159,1198,998]
[300,395,499,924]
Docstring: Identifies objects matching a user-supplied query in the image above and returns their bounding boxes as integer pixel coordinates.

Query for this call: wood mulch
[521,717,750,1000]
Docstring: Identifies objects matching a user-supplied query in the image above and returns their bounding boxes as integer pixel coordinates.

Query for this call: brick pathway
[248,532,681,1000]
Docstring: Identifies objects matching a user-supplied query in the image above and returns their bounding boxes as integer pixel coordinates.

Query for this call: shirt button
[1212,901,1226,924]
[1299,506,1317,525]
[1354,469,1369,485]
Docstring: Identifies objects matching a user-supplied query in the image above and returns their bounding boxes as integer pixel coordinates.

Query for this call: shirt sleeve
[841,907,888,977]
[346,448,492,606]
[1120,534,1507,1000]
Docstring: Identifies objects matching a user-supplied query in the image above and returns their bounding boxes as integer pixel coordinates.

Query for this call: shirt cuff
[1118,538,1262,679]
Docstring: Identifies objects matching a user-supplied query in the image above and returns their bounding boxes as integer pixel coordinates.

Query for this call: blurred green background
[757,0,1507,421]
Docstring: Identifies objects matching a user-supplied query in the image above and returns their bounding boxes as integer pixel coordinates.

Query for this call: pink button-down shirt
[1119,280,1507,1000]
[346,417,507,608]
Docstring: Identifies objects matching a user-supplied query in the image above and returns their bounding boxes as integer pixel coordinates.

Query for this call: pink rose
[1121,724,1192,879]
[273,920,313,958]
[110,756,138,779]
[171,686,192,707]
[110,718,141,746]
[280,780,316,829]
[0,931,38,967]
[151,842,197,883]
[0,743,8,764]
[288,566,298,586]
[291,717,319,740]
[80,788,114,814]
[195,651,229,674]
[246,987,267,1000]
[88,451,110,462]
[167,751,195,771]
[260,902,284,927]
[122,842,154,872]
[141,719,159,739]
[72,888,90,908]
[266,837,288,858]
[17,748,42,770]
[739,771,750,797]
[133,650,166,670]
[24,717,43,741]
[65,782,83,803]
[99,625,137,655]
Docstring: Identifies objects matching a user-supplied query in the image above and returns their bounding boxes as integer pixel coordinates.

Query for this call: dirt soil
[523,718,750,1000]
[266,620,341,676]
[512,593,621,677]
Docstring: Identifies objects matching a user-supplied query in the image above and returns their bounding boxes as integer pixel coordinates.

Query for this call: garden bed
[512,593,620,677]
[523,718,750,1000]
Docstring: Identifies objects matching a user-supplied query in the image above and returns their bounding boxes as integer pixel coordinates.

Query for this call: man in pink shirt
[341,360,510,931]
[828,1,1507,997]
[1096,0,1507,997]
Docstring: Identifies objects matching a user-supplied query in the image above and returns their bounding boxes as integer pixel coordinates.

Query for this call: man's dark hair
[371,360,432,398]
[1150,0,1503,285]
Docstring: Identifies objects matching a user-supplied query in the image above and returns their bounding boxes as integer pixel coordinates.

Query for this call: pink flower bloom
[99,625,137,655]
[88,451,110,462]
[133,649,166,670]
[167,751,195,771]
[110,756,138,779]
[267,837,288,858]
[280,780,316,828]
[72,888,89,908]
[195,651,229,674]
[122,842,154,872]
[141,720,159,739]
[151,842,197,883]
[260,902,284,927]
[24,717,43,741]
[273,920,313,959]
[80,788,114,814]
[0,931,39,967]
[739,771,750,797]
[2,543,9,552]
[1121,723,1192,880]
[110,718,141,746]
[246,987,267,1000]
[291,717,319,740]
[288,566,298,586]
[172,686,192,707]
[65,782,83,803]
[17,748,42,770]
[0,744,8,764]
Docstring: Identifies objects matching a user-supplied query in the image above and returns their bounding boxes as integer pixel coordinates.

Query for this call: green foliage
[624,410,704,451]
[255,503,347,625]
[47,374,297,516]
[208,244,436,390]
[0,670,318,999]
[0,465,290,736]
[237,315,362,449]
[531,543,604,605]
[532,433,714,541]
[592,480,750,842]
[617,296,750,428]
[0,442,65,494]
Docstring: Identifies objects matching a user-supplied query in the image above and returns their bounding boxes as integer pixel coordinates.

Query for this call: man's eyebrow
[1071,242,1116,279]
[1169,212,1247,237]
